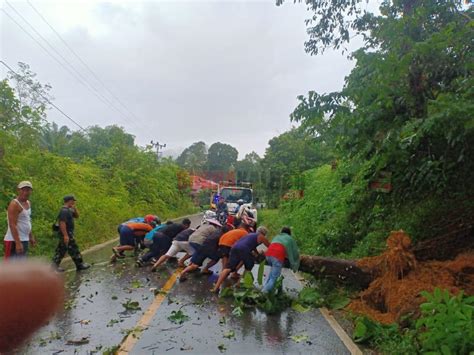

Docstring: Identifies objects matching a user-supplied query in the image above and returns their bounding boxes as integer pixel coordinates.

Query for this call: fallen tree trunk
[298,255,373,288]
[298,225,473,289]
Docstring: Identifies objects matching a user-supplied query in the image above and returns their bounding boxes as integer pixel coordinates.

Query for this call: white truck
[218,182,258,222]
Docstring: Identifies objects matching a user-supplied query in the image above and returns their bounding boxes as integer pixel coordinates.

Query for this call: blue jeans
[262,256,283,293]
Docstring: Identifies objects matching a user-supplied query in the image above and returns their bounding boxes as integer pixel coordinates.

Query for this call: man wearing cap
[4,181,36,259]
[52,195,90,271]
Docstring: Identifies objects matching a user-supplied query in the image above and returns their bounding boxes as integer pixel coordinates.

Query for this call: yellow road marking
[117,269,181,354]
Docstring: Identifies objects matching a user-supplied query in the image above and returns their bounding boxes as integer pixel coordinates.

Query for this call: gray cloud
[1,0,357,158]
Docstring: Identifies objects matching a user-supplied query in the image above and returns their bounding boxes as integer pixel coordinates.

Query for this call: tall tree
[260,127,330,205]
[176,141,208,173]
[235,151,261,184]
[207,142,238,172]
[7,62,52,124]
[285,0,473,196]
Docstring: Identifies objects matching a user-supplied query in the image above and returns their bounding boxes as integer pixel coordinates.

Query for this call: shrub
[416,288,474,354]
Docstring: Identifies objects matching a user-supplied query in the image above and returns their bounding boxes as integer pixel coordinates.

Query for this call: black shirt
[174,228,194,242]
[162,223,185,239]
[58,207,75,236]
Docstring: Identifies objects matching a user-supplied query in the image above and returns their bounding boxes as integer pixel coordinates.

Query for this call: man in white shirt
[4,181,36,259]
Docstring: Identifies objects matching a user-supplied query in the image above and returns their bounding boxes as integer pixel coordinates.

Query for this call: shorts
[165,241,195,257]
[119,225,135,247]
[190,248,219,266]
[226,248,255,272]
[189,242,203,254]
[217,245,231,259]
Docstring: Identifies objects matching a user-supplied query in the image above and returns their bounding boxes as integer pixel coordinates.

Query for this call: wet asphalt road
[21,214,350,355]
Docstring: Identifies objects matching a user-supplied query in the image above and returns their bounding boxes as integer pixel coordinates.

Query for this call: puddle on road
[22,255,175,354]
[20,214,349,354]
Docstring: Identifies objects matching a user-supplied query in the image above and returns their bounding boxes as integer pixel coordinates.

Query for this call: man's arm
[29,230,36,246]
[71,206,79,218]
[7,201,21,246]
[58,209,69,244]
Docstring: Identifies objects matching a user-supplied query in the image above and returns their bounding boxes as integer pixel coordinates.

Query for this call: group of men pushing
[112,207,300,293]
[4,180,300,293]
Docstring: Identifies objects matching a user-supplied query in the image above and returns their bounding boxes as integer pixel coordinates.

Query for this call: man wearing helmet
[110,214,156,262]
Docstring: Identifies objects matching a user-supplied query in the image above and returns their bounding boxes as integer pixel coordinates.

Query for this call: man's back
[219,228,248,247]
[189,224,216,245]
[58,207,74,235]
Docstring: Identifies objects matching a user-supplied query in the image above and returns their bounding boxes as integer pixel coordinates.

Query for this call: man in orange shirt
[111,215,156,262]
[217,224,248,271]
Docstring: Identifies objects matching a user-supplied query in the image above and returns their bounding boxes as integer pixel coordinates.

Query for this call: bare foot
[201,269,212,275]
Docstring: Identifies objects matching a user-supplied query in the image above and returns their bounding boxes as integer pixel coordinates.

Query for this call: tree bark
[298,225,473,289]
[298,255,373,288]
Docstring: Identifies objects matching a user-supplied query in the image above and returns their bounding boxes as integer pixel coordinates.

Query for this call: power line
[1,60,86,131]
[26,0,144,124]
[2,2,141,131]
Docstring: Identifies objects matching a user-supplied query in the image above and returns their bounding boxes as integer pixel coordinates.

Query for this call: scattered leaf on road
[218,343,227,353]
[223,330,235,339]
[290,334,309,343]
[66,337,90,346]
[168,310,190,324]
[130,279,143,289]
[291,301,310,313]
[232,306,244,317]
[107,319,121,327]
[64,299,75,310]
[122,299,141,311]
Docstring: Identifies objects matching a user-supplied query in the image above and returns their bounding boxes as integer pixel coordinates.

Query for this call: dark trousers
[141,233,171,262]
[4,241,29,259]
[52,235,84,267]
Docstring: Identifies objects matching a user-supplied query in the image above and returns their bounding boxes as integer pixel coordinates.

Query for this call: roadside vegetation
[0,67,195,258]
[258,0,473,353]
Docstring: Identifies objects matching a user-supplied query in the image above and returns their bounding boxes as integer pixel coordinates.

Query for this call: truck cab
[218,182,257,221]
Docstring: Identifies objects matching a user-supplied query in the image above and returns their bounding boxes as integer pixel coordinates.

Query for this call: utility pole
[150,140,166,160]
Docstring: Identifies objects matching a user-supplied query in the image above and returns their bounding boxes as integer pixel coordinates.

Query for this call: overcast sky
[1,0,359,158]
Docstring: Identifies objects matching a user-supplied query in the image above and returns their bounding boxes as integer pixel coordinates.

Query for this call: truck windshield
[220,188,252,204]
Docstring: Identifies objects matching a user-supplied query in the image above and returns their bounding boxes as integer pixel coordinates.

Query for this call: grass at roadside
[258,209,287,238]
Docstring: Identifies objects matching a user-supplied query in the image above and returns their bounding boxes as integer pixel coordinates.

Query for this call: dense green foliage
[416,288,474,354]
[259,127,331,206]
[0,74,194,258]
[176,141,239,176]
[267,0,474,257]
[352,288,474,354]
[176,141,208,173]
